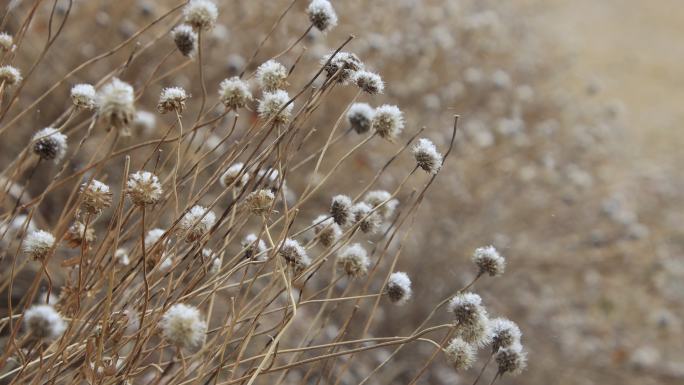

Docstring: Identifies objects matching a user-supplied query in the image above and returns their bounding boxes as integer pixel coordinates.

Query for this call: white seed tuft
[445,338,476,371]
[160,303,207,349]
[179,205,216,242]
[371,104,404,141]
[24,305,66,340]
[386,272,412,305]
[472,245,506,277]
[258,90,293,125]
[126,171,163,206]
[352,70,384,95]
[412,138,443,174]
[183,0,218,30]
[336,243,369,277]
[98,78,135,134]
[32,128,67,163]
[218,76,252,109]
[346,103,375,134]
[0,65,21,86]
[157,86,189,114]
[70,84,97,110]
[255,60,288,91]
[307,0,338,33]
[23,229,55,260]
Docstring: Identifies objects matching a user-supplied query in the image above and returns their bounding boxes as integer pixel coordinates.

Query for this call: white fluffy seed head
[218,77,252,109]
[0,32,13,51]
[412,138,443,174]
[0,65,21,86]
[65,221,96,248]
[179,205,216,242]
[145,228,166,257]
[70,84,97,110]
[307,0,338,32]
[312,215,341,247]
[133,110,157,134]
[255,60,288,91]
[171,24,197,57]
[245,189,275,215]
[23,229,55,260]
[456,313,493,348]
[127,171,163,206]
[32,128,67,163]
[445,338,476,371]
[352,70,384,95]
[258,90,293,125]
[372,104,404,141]
[321,52,363,83]
[241,233,267,261]
[386,272,412,305]
[80,179,112,216]
[347,103,375,134]
[336,243,369,277]
[98,78,135,134]
[115,248,130,266]
[352,202,381,234]
[279,238,311,273]
[364,190,398,220]
[330,195,353,226]
[24,305,66,340]
[448,292,489,327]
[157,87,189,113]
[160,303,206,349]
[183,0,218,30]
[495,344,527,375]
[490,318,522,351]
[472,245,506,277]
[220,163,250,189]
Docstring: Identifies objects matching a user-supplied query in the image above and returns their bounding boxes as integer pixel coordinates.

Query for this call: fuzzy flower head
[179,205,216,242]
[255,60,288,91]
[352,202,381,234]
[307,0,338,32]
[64,221,96,248]
[457,313,492,348]
[24,305,66,340]
[371,104,404,141]
[364,190,398,220]
[0,32,13,51]
[115,248,130,266]
[386,272,412,305]
[412,138,443,174]
[242,233,267,261]
[448,292,487,327]
[245,189,275,215]
[126,171,163,206]
[160,303,207,349]
[70,84,97,110]
[258,90,293,126]
[183,0,218,30]
[171,24,197,57]
[496,344,527,376]
[32,128,67,163]
[336,243,369,277]
[98,78,135,134]
[220,162,250,189]
[279,238,311,274]
[445,338,476,371]
[321,52,363,83]
[490,318,522,351]
[347,103,374,134]
[352,70,384,95]
[0,65,21,86]
[219,76,252,109]
[80,179,112,216]
[330,195,352,226]
[472,245,506,277]
[23,229,55,260]
[157,87,189,114]
[312,215,341,247]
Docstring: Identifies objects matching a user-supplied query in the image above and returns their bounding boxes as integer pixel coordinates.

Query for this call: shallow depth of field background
[1,0,682,384]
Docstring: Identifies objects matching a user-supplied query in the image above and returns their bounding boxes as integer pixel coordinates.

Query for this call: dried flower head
[336,243,369,277]
[126,171,163,206]
[0,65,21,86]
[255,60,288,91]
[386,271,412,305]
[279,238,311,273]
[490,318,522,351]
[98,78,135,134]
[171,24,197,57]
[179,205,216,242]
[307,0,338,32]
[457,313,492,348]
[80,179,112,216]
[218,76,252,109]
[32,128,67,163]
[0,32,13,51]
[352,202,381,233]
[65,221,96,248]
[371,104,404,141]
[347,103,375,134]
[312,215,341,247]
[444,338,476,371]
[412,138,443,174]
[258,90,293,125]
[322,52,363,83]
[157,87,189,114]
[115,248,130,266]
[352,70,384,94]
[495,344,527,375]
[24,305,66,340]
[245,189,275,215]
[330,194,353,226]
[133,110,157,134]
[160,303,206,349]
[70,84,97,110]
[448,292,487,327]
[183,0,218,30]
[242,233,267,261]
[364,190,398,219]
[220,163,250,189]
[23,229,55,260]
[472,245,506,277]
